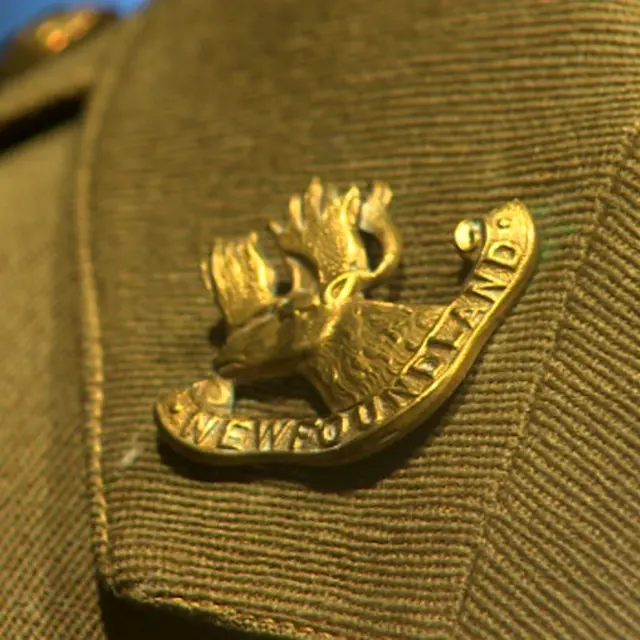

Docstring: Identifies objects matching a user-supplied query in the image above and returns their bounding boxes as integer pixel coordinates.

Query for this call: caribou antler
[269,177,401,302]
[359,181,401,287]
[268,178,368,291]
[201,232,277,328]
[202,178,401,328]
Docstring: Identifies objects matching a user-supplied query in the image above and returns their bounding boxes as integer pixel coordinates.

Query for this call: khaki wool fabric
[0,20,261,640]
[1,0,639,638]
[0,122,103,638]
[0,25,118,636]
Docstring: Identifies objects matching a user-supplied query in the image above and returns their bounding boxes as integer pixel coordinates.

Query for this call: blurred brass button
[0,9,117,81]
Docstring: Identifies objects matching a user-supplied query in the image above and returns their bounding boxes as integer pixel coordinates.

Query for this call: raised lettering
[470,267,508,302]
[219,420,254,451]
[185,412,222,445]
[414,351,442,377]
[453,306,486,330]
[318,416,344,447]
[357,402,372,427]
[487,241,519,268]
[291,423,320,452]
[258,419,292,451]
[432,311,469,349]
[396,370,426,396]
[372,395,388,424]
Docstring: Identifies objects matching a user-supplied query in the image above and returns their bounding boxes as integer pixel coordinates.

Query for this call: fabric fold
[76,1,640,638]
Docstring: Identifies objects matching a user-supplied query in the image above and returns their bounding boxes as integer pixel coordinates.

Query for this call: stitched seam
[133,590,350,640]
[76,6,343,640]
[451,119,640,637]
[76,13,146,584]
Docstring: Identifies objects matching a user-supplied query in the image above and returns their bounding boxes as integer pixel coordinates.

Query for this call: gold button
[0,9,117,81]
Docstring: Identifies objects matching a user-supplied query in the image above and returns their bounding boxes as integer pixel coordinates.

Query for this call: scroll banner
[157,200,537,466]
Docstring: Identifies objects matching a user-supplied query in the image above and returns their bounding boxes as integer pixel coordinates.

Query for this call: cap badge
[157,179,537,466]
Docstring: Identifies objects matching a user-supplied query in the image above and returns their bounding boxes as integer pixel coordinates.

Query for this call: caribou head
[201,179,410,411]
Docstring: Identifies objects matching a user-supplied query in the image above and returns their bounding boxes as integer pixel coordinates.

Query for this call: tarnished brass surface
[157,180,537,466]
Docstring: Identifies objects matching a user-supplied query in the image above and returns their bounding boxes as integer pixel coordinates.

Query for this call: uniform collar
[76,2,638,636]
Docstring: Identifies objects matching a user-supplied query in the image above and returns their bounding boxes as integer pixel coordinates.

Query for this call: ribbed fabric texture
[0,73,267,640]
[456,130,640,638]
[0,124,104,639]
[80,1,640,638]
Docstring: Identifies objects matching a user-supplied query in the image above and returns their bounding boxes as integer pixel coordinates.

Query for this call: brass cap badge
[157,179,537,466]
